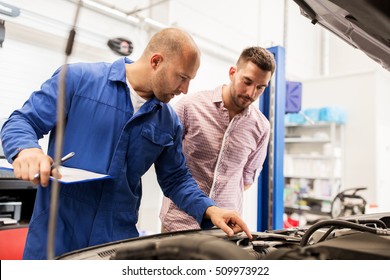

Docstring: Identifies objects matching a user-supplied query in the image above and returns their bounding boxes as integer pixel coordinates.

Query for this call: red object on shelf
[284,216,299,228]
[0,226,28,260]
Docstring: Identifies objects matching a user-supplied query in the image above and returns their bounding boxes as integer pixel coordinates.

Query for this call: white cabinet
[284,122,344,219]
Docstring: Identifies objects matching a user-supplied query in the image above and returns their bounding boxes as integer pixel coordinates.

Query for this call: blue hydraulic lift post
[257,46,285,231]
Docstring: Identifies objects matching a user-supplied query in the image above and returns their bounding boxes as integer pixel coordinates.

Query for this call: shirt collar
[212,85,224,104]
[108,57,133,83]
[109,57,164,108]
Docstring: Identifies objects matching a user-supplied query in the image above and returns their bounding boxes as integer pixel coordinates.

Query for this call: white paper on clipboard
[0,159,111,184]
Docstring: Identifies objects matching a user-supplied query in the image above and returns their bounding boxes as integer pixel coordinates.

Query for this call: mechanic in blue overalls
[1,27,252,260]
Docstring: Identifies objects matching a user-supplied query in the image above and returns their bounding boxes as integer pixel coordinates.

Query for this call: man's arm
[1,65,73,186]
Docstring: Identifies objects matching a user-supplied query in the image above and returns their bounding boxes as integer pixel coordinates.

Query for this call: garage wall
[375,71,390,211]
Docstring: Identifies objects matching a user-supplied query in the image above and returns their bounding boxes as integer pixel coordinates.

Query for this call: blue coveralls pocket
[141,123,174,147]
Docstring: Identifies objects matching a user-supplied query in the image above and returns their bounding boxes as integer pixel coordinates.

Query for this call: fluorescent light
[82,0,140,25]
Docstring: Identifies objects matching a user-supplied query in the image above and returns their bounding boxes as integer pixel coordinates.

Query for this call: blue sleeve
[154,120,216,228]
[0,65,74,163]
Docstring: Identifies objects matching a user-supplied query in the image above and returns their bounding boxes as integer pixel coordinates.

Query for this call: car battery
[0,201,22,222]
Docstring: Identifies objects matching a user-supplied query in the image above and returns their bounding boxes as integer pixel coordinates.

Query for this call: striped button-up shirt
[159,85,270,231]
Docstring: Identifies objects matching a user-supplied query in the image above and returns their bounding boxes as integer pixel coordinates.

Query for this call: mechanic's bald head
[141,27,200,61]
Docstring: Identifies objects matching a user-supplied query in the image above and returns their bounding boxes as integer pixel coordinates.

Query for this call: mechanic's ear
[151,54,163,69]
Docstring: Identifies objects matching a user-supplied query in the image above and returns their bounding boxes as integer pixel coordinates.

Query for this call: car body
[293,0,390,71]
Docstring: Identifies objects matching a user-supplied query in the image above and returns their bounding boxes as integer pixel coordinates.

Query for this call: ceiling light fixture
[81,0,140,25]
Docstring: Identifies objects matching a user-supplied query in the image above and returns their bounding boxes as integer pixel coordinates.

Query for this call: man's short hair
[237,47,276,75]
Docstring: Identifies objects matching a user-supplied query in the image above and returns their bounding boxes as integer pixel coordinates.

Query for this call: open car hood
[293,0,390,71]
[57,212,390,260]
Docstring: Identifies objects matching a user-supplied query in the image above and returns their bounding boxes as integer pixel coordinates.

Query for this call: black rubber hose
[300,220,379,247]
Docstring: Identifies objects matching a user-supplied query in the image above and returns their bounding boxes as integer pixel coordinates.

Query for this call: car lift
[257,46,285,231]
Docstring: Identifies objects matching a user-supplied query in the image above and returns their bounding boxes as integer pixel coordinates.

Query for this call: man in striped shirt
[160,47,276,232]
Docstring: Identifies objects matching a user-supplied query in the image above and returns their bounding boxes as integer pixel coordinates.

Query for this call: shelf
[300,194,332,202]
[284,175,341,180]
[285,137,330,143]
[284,120,344,217]
[285,194,332,203]
[285,122,340,128]
[286,155,340,160]
[284,206,330,216]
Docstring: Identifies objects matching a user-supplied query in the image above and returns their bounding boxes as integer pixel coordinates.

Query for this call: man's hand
[205,206,253,239]
[12,147,58,187]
